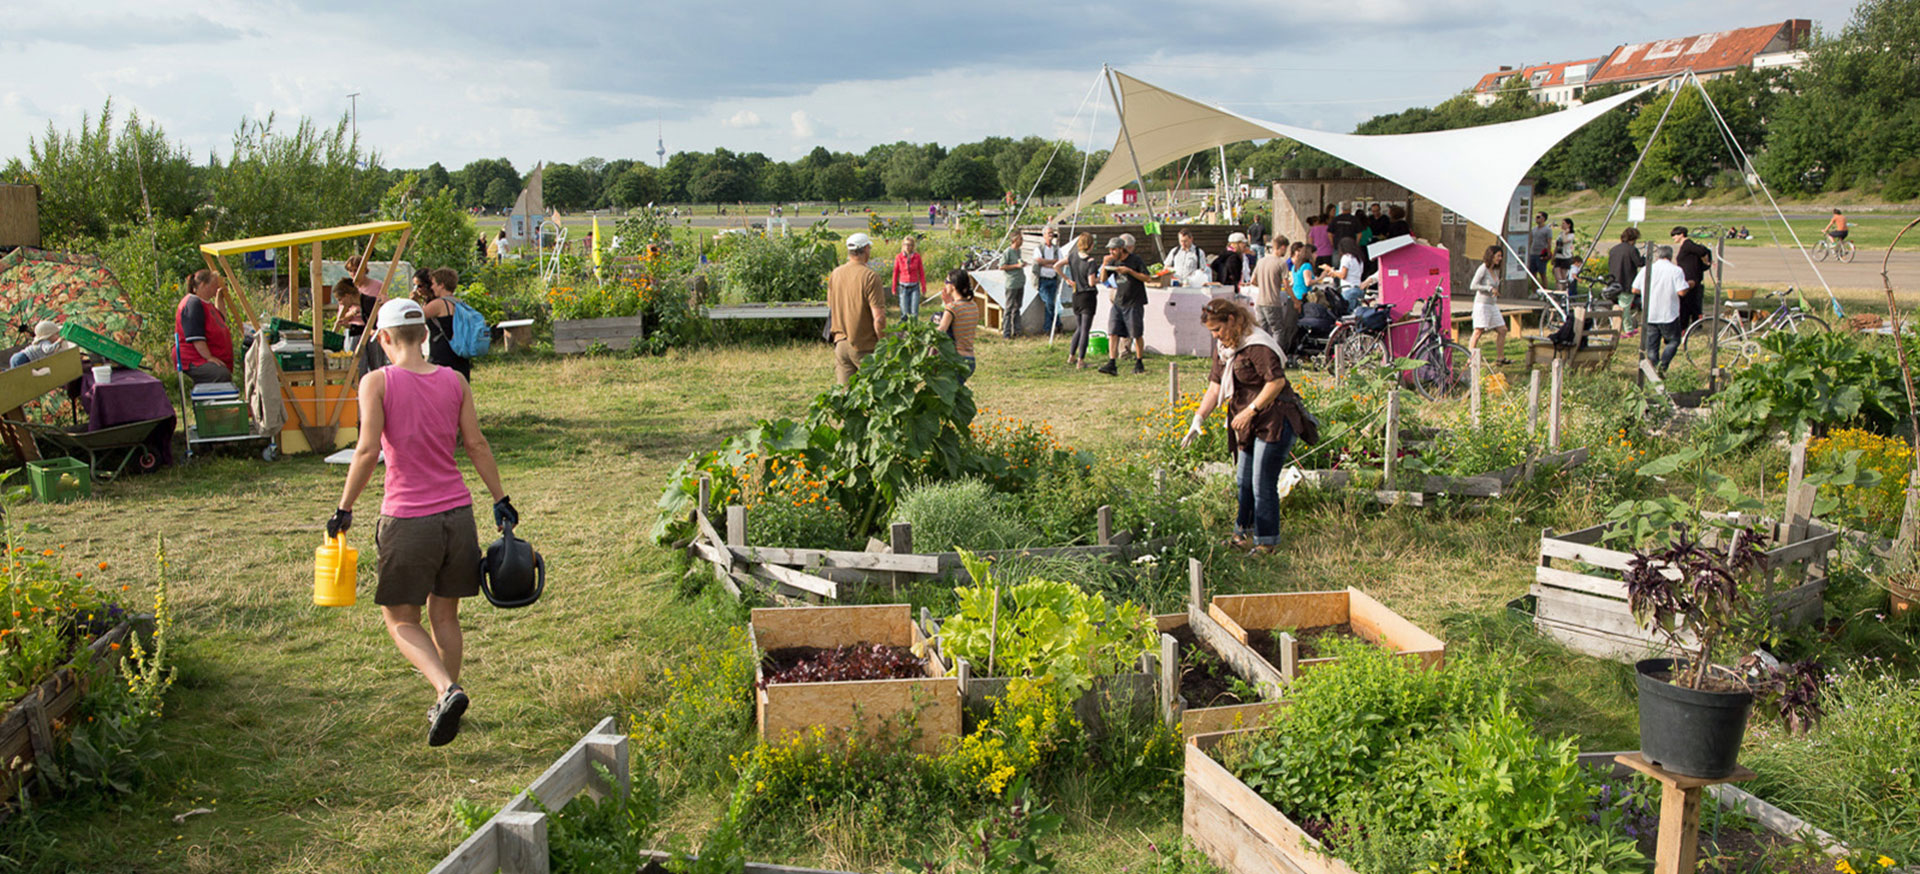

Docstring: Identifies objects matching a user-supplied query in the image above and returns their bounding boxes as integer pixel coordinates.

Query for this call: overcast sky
[1,0,1853,173]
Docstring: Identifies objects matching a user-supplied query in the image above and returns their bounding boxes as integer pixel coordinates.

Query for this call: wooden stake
[696,474,711,520]
[889,522,913,596]
[1097,505,1113,546]
[1188,557,1204,613]
[1527,369,1541,435]
[1383,387,1401,488]
[1278,631,1298,680]
[1469,347,1482,425]
[1160,633,1179,728]
[1548,359,1563,452]
[725,505,746,547]
[1169,360,1179,404]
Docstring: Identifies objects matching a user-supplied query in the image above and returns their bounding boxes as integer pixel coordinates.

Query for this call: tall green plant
[377,173,477,272]
[716,225,838,304]
[207,113,382,244]
[1717,331,1908,442]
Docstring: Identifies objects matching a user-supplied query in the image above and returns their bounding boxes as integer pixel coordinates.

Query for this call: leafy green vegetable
[939,552,1156,694]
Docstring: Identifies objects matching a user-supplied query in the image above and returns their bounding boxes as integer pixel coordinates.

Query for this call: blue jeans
[898,283,921,319]
[1644,320,1681,372]
[1235,422,1297,546]
[1035,276,1060,335]
[959,355,975,384]
[1341,286,1364,308]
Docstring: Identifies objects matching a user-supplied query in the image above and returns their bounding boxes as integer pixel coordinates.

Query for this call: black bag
[1549,315,1594,350]
[1355,305,1390,333]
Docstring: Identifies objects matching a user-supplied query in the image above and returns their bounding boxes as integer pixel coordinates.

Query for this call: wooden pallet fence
[1207,587,1445,682]
[551,315,644,354]
[1526,518,1836,663]
[750,604,960,756]
[0,620,135,805]
[431,719,867,874]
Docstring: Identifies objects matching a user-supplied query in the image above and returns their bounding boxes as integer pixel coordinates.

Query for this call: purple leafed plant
[760,644,924,687]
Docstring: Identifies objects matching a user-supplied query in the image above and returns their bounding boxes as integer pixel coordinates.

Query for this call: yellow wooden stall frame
[198,221,412,455]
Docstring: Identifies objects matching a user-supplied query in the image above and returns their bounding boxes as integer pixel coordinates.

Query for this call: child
[329,299,518,747]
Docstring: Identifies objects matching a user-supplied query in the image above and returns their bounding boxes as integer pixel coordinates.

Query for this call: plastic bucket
[1635,658,1753,779]
[1089,332,1109,357]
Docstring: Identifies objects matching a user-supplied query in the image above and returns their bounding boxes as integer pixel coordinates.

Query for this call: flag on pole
[591,216,603,280]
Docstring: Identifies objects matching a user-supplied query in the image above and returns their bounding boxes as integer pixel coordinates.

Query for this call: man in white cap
[827,232,887,385]
[1211,232,1256,288]
[7,320,65,369]
[331,298,518,747]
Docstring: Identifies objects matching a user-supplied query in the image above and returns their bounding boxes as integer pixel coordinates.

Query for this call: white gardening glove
[1180,413,1205,448]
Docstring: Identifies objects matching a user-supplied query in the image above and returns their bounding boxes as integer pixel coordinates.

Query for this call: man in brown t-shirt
[828,232,887,385]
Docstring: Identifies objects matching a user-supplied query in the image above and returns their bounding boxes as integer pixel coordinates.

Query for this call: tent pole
[1580,75,1686,269]
[1106,65,1166,262]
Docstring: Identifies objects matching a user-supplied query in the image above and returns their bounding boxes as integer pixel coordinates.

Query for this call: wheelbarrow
[21,416,172,481]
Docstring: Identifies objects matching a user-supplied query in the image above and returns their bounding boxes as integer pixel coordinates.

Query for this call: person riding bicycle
[1825,209,1849,242]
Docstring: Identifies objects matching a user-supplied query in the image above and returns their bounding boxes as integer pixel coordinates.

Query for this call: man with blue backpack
[423,268,491,381]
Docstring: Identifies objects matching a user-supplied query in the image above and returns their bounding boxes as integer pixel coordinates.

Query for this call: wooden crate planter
[750,604,959,756]
[1207,588,1445,682]
[1300,447,1588,504]
[433,718,866,874]
[1185,729,1360,874]
[0,620,135,803]
[552,315,644,354]
[1154,611,1286,740]
[1527,519,1835,663]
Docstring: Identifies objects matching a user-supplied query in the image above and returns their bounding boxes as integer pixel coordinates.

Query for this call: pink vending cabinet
[1367,237,1451,361]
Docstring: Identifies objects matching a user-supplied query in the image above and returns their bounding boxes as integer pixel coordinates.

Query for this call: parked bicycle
[1537,272,1620,336]
[1335,289,1470,399]
[1678,287,1830,369]
[1813,235,1856,263]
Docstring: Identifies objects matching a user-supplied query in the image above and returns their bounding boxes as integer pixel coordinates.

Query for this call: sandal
[1247,544,1277,556]
[1225,534,1252,549]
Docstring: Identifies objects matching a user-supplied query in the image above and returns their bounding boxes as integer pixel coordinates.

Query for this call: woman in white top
[1552,218,1579,287]
[1469,245,1511,365]
[1319,238,1367,307]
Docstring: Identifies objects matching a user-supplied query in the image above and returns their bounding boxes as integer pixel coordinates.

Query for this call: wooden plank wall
[0,184,41,248]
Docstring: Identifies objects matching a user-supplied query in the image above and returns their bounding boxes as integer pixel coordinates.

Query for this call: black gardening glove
[327,508,353,538]
[493,496,519,531]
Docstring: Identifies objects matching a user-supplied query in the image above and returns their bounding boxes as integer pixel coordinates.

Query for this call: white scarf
[1218,327,1287,402]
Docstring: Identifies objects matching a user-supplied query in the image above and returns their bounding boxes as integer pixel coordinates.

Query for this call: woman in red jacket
[891,235,925,321]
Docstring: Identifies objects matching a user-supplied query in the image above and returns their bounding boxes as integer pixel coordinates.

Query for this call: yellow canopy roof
[199,221,410,258]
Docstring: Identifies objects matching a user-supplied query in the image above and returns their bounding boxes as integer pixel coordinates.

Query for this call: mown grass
[4,323,1843,871]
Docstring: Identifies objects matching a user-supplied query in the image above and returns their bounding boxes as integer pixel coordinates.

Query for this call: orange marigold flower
[97,562,108,571]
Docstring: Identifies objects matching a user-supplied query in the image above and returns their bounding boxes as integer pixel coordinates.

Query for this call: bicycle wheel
[1335,331,1385,376]
[1838,240,1856,263]
[1779,312,1830,335]
[1813,243,1831,262]
[1679,316,1736,369]
[1411,341,1470,400]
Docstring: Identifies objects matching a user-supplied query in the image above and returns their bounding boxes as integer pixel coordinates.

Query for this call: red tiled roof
[1472,58,1603,94]
[1589,20,1810,85]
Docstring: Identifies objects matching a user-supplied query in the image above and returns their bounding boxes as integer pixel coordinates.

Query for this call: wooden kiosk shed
[198,221,412,455]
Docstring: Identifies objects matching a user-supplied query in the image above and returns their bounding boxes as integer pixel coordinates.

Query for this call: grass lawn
[12,332,1654,872]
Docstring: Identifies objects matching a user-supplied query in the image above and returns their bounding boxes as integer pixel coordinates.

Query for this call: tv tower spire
[656,121,665,168]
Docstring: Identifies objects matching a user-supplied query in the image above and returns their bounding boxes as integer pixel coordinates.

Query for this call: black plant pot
[1635,658,1754,779]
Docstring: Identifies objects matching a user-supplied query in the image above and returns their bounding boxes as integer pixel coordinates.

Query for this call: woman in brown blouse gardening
[1181,298,1315,554]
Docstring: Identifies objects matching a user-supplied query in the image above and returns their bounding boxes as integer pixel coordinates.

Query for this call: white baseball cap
[1228,232,1249,244]
[845,232,872,250]
[375,298,427,329]
[31,320,59,342]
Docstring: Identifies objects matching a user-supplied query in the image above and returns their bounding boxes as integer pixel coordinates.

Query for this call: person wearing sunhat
[329,298,518,747]
[7,320,66,369]
[827,232,887,386]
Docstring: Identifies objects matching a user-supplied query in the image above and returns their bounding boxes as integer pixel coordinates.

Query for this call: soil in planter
[1169,625,1252,708]
[760,643,923,687]
[1245,623,1365,663]
[1691,827,1834,874]
[1643,665,1751,695]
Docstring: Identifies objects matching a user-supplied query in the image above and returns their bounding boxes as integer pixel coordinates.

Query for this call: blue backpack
[447,299,491,358]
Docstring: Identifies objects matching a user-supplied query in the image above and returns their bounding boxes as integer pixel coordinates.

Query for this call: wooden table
[1615,752,1758,874]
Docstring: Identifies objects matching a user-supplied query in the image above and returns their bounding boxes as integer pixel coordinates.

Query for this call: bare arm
[457,378,508,504]
[338,370,387,512]
[870,303,888,339]
[936,307,954,334]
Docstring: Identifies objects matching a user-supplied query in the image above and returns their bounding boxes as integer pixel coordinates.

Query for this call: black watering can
[479,523,545,609]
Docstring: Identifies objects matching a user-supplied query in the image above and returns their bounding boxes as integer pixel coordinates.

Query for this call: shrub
[715,225,838,304]
[893,479,1035,553]
[1801,428,1913,537]
[627,627,756,792]
[745,456,855,550]
[1883,157,1920,202]
[1716,331,1908,441]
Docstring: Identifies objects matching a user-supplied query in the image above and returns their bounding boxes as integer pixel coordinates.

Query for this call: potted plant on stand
[1623,523,1824,779]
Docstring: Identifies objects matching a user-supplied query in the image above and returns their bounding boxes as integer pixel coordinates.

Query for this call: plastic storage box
[26,457,91,503]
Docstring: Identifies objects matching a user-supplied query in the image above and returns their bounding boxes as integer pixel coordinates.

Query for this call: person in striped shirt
[937,268,981,383]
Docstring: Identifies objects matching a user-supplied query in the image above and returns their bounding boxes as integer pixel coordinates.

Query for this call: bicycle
[1813,234,1856,263]
[1336,289,1469,399]
[1678,287,1830,369]
[1538,273,1620,336]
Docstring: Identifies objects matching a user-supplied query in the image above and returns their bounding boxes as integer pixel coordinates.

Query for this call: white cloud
[789,110,815,138]
[722,110,762,128]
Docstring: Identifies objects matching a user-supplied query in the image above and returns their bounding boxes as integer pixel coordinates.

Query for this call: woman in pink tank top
[331,298,517,747]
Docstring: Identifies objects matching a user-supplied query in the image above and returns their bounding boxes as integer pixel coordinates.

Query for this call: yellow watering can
[314,533,358,606]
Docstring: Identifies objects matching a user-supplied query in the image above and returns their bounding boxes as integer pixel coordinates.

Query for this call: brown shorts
[374,505,482,606]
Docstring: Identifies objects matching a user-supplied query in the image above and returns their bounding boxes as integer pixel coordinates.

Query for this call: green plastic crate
[275,351,314,372]
[58,323,143,369]
[267,318,345,352]
[26,457,90,503]
[193,398,251,438]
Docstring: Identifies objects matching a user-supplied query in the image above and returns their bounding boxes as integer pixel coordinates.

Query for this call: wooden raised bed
[432,717,865,874]
[552,315,644,354]
[1207,588,1444,682]
[750,604,959,756]
[1154,610,1286,740]
[1526,519,1835,662]
[1185,729,1359,874]
[0,620,135,803]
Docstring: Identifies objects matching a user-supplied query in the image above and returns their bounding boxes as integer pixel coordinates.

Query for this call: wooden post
[1333,347,1347,384]
[1097,505,1113,546]
[1900,469,1920,552]
[725,505,746,547]
[890,522,913,596]
[1785,438,1816,542]
[1383,387,1401,488]
[1615,753,1755,874]
[311,241,334,438]
[495,810,550,874]
[1527,369,1542,435]
[1469,347,1482,426]
[1160,633,1179,728]
[1189,557,1205,613]
[1169,360,1179,404]
[1153,468,1166,496]
[286,243,299,321]
[1548,359,1564,452]
[1277,631,1298,680]
[696,474,711,521]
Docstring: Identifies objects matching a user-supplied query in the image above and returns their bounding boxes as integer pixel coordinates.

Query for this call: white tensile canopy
[1064,70,1660,237]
